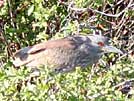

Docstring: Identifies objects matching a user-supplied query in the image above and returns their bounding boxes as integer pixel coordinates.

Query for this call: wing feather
[13,38,76,67]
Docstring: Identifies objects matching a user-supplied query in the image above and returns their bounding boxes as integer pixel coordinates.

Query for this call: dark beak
[102,45,123,54]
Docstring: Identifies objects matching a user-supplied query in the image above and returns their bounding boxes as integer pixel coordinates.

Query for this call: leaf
[28,5,34,16]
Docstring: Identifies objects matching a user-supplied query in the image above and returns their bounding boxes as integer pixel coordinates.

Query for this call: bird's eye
[97,42,104,47]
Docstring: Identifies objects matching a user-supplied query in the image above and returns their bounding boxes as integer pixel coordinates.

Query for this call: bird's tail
[13,47,33,67]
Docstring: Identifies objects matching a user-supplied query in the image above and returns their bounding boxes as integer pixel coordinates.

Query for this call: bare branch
[68,0,133,17]
[114,78,134,89]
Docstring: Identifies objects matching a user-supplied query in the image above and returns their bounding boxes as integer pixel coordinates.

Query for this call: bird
[13,34,123,72]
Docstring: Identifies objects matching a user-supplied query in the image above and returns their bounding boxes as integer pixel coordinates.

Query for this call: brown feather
[13,38,77,67]
[28,38,76,54]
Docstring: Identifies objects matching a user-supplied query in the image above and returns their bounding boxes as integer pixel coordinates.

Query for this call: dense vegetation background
[0,0,134,100]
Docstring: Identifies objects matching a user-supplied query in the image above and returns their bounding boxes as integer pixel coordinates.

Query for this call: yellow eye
[98,42,104,47]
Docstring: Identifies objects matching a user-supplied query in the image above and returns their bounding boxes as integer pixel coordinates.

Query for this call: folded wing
[13,38,76,67]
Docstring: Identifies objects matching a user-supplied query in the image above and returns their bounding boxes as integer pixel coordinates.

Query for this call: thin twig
[68,0,133,17]
[7,0,16,28]
[116,13,127,38]
[0,27,14,59]
[104,0,124,13]
[114,78,134,89]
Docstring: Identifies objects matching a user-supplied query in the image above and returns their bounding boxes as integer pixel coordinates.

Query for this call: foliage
[0,0,134,100]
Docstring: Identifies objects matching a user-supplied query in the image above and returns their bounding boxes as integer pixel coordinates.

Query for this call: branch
[0,27,14,60]
[114,78,134,89]
[68,0,133,17]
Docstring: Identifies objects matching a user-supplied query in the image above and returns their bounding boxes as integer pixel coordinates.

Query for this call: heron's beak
[102,45,123,54]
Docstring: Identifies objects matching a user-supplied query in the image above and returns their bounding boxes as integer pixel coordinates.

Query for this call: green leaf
[28,5,34,16]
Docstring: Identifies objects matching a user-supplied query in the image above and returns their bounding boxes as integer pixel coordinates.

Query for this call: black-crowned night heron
[13,34,122,72]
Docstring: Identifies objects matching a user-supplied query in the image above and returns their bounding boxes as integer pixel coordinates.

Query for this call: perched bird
[13,34,122,72]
